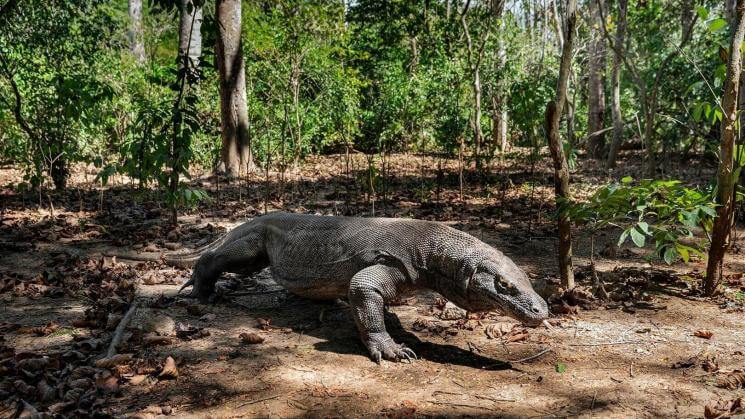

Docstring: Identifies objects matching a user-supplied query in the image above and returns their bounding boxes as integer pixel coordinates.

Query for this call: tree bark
[178,0,202,76]
[726,0,737,24]
[216,0,253,177]
[545,0,576,289]
[605,0,627,169]
[461,1,487,168]
[705,0,745,296]
[587,0,607,159]
[128,0,146,65]
[491,0,508,153]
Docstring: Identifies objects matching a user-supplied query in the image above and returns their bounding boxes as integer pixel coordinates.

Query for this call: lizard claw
[371,349,382,365]
[400,347,418,361]
[365,333,417,364]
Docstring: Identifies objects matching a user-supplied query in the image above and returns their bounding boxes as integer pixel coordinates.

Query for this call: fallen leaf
[484,322,514,339]
[94,353,133,368]
[37,380,56,402]
[96,372,119,393]
[71,319,97,328]
[716,370,745,390]
[16,322,59,336]
[505,331,529,343]
[704,397,743,419]
[14,400,39,419]
[175,323,210,340]
[239,332,265,344]
[694,330,713,339]
[158,356,178,380]
[142,333,173,346]
[127,374,149,386]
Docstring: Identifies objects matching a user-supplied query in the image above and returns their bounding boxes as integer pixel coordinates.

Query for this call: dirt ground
[1,151,744,418]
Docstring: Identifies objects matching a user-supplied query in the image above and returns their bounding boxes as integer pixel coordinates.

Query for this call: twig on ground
[569,340,644,347]
[106,299,139,358]
[237,394,280,408]
[510,347,552,363]
[429,400,498,410]
[474,394,516,402]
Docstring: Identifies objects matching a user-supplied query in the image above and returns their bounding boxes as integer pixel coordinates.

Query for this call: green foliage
[566,178,717,264]
[0,1,121,189]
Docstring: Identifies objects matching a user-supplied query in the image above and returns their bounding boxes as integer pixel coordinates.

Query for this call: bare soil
[1,150,744,418]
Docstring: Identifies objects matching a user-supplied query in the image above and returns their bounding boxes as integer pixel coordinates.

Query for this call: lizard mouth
[491,294,549,326]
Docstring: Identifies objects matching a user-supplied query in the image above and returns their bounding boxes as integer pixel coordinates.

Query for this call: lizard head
[466,255,549,326]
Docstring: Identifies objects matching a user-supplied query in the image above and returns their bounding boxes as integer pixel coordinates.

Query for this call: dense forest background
[2,1,745,417]
[0,0,734,185]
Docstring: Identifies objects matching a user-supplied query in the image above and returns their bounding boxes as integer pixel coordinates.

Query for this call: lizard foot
[365,332,417,364]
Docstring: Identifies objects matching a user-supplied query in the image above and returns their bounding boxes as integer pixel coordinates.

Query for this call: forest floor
[1,150,744,418]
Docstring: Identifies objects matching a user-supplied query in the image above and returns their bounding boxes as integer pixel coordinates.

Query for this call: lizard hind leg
[348,265,417,363]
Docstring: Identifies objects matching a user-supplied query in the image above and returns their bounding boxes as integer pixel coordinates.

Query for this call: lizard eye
[495,277,514,290]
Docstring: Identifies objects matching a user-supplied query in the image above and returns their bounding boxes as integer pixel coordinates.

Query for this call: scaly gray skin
[126,212,549,363]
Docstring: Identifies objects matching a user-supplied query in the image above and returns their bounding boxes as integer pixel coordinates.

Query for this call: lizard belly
[272,271,351,300]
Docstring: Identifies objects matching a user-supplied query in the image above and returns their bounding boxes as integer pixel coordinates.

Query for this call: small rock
[439,302,467,320]
[239,332,265,344]
[132,309,175,336]
[199,313,216,322]
[164,242,182,251]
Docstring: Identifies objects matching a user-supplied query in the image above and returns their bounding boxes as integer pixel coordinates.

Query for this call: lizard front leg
[348,265,417,363]
[186,233,266,303]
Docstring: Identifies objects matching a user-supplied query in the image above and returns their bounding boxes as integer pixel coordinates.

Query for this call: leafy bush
[566,177,717,264]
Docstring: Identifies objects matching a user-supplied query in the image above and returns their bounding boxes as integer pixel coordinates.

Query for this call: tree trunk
[178,0,202,76]
[460,2,485,168]
[587,0,607,159]
[128,0,146,65]
[545,0,576,289]
[473,68,483,165]
[291,57,302,168]
[705,0,745,296]
[492,0,508,153]
[216,0,253,177]
[606,0,627,169]
[726,0,737,24]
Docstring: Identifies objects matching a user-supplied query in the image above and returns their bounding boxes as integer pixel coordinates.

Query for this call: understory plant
[565,177,718,266]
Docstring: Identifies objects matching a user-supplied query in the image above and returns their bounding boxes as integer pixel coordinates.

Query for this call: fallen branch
[510,347,552,363]
[237,394,280,408]
[106,299,139,358]
[569,340,644,347]
[428,400,498,411]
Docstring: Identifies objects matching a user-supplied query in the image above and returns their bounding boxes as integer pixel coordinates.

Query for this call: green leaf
[696,6,708,20]
[621,176,633,184]
[692,103,703,122]
[663,246,677,265]
[676,244,690,263]
[618,228,630,247]
[630,226,646,248]
[708,18,727,33]
[555,362,567,373]
[699,206,717,218]
[637,221,650,234]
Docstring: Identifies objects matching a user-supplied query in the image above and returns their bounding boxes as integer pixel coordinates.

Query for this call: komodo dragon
[110,212,549,363]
